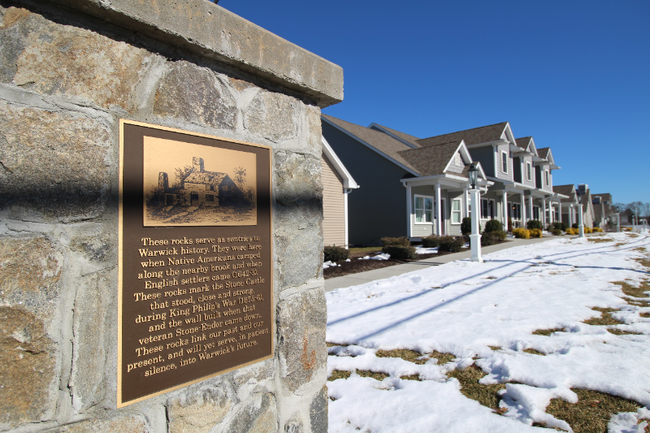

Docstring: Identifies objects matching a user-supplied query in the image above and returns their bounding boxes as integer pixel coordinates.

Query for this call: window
[533,206,540,221]
[545,170,550,187]
[501,151,508,173]
[206,194,214,202]
[451,198,462,224]
[526,162,532,181]
[481,198,495,220]
[414,195,433,223]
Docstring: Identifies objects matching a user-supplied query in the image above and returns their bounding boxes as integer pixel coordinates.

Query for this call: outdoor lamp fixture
[468,163,482,262]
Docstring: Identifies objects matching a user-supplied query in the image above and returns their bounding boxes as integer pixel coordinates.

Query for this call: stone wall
[0,1,342,431]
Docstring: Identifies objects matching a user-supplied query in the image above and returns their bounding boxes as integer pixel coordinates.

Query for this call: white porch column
[550,202,555,224]
[542,197,547,227]
[502,192,508,228]
[406,184,412,238]
[470,188,482,262]
[435,183,442,236]
[521,194,527,226]
[529,196,534,221]
[569,205,574,227]
[578,203,585,237]
[463,187,469,218]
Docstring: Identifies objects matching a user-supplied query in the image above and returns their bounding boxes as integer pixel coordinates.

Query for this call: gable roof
[537,147,560,170]
[322,114,420,175]
[553,184,576,197]
[323,114,476,179]
[416,122,510,147]
[369,123,421,148]
[397,140,467,177]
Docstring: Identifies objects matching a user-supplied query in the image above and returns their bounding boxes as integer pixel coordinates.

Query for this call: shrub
[484,219,503,233]
[549,221,566,231]
[481,232,498,246]
[513,228,530,239]
[550,228,562,236]
[585,227,593,234]
[527,220,543,230]
[565,228,578,235]
[493,230,508,241]
[324,245,349,263]
[461,217,472,236]
[593,227,603,233]
[422,235,440,248]
[530,228,543,238]
[438,236,465,253]
[572,223,579,229]
[382,245,417,260]
[381,237,410,247]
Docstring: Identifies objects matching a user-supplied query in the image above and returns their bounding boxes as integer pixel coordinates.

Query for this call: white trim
[321,136,359,190]
[451,197,462,225]
[414,194,434,224]
[501,150,509,174]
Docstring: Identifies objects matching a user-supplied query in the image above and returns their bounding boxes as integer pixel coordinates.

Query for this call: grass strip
[447,365,506,411]
[614,281,650,299]
[328,370,351,381]
[356,370,389,381]
[533,328,565,336]
[376,348,427,364]
[544,388,645,433]
[523,348,546,356]
[583,307,624,326]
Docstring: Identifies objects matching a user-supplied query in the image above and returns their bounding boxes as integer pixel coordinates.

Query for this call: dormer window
[501,151,508,174]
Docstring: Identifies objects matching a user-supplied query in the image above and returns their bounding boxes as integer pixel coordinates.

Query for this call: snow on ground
[327,232,650,432]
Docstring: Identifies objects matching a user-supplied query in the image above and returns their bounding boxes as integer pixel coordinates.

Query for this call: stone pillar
[0,1,342,432]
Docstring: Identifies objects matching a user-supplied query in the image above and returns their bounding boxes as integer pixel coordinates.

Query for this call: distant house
[322,115,489,246]
[553,184,580,227]
[322,137,359,247]
[592,193,615,230]
[575,184,595,229]
[158,157,242,207]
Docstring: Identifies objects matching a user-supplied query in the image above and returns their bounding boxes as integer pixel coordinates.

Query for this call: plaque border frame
[117,119,274,408]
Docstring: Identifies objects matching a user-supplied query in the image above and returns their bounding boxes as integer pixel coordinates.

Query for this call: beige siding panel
[322,155,346,246]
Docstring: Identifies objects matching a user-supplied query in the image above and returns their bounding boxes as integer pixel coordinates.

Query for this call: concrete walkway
[324,237,552,292]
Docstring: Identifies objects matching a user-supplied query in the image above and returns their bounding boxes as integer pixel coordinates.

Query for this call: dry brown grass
[400,374,421,381]
[356,370,389,381]
[614,280,650,299]
[533,328,565,336]
[488,345,501,351]
[583,307,624,326]
[523,348,546,356]
[430,350,456,365]
[544,388,646,433]
[607,328,642,336]
[447,365,506,411]
[376,348,427,365]
[588,238,613,243]
[328,370,351,381]
[640,312,650,318]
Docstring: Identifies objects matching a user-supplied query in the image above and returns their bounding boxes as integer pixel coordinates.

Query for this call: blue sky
[219,1,649,205]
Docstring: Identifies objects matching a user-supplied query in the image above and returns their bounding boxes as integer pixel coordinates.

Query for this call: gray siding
[323,122,410,246]
[468,146,494,177]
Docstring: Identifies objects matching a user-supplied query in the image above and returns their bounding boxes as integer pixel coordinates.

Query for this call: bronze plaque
[118,120,273,407]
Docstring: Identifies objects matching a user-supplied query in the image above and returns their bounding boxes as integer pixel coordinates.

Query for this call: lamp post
[468,163,482,262]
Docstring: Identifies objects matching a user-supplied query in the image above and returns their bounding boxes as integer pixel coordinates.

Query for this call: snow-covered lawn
[326,232,650,432]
